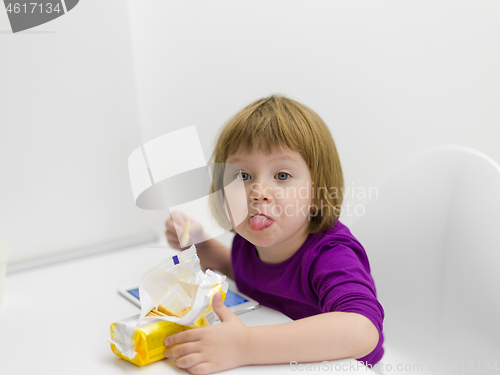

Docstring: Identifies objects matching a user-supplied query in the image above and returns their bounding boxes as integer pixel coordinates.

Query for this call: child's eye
[275,172,291,181]
[236,172,250,181]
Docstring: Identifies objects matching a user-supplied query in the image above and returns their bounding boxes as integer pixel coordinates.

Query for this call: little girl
[165,95,384,374]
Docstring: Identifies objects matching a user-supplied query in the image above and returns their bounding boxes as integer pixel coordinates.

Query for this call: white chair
[348,145,500,374]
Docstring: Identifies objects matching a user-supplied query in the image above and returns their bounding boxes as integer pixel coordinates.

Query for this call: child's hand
[165,211,205,250]
[164,292,249,374]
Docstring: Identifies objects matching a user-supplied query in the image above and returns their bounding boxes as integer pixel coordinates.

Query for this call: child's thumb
[212,292,234,322]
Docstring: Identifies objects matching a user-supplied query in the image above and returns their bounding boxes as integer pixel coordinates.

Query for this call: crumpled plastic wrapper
[109,245,228,366]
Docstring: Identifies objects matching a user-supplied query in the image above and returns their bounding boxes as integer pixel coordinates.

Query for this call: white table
[0,240,368,374]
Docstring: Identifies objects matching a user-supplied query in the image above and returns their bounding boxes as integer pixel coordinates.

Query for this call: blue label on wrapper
[172,255,179,265]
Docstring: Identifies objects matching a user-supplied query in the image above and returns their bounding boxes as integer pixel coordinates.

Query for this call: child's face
[225,147,313,261]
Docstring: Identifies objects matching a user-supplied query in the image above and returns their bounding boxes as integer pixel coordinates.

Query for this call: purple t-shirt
[231,220,384,366]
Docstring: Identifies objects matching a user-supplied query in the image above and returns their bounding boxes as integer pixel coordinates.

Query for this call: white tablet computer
[118,278,259,316]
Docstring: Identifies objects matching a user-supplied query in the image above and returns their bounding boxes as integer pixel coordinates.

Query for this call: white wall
[127,0,500,228]
[0,1,155,264]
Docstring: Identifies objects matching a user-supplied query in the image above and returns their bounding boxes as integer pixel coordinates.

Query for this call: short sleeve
[310,244,385,334]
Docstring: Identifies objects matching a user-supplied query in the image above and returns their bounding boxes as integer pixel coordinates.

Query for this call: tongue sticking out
[249,215,272,231]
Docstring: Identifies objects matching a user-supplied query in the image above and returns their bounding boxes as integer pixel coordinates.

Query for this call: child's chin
[238,227,276,245]
[247,233,277,247]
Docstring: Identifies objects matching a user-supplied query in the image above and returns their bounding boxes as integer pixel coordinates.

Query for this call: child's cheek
[224,180,249,227]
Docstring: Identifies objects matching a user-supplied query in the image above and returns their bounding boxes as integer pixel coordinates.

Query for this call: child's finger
[165,342,200,359]
[166,232,180,244]
[165,328,202,346]
[165,219,177,233]
[166,231,191,251]
[212,292,235,323]
[166,219,185,241]
[170,210,186,225]
[166,232,182,245]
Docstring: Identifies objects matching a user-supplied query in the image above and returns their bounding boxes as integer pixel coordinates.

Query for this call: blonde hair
[209,94,344,234]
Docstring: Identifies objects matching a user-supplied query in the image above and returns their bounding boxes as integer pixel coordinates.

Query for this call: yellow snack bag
[110,315,191,366]
[109,245,228,366]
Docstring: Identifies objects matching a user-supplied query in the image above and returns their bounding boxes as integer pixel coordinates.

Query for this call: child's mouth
[249,214,274,231]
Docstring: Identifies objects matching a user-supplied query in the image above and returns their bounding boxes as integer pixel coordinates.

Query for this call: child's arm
[165,215,233,279]
[246,309,379,364]
[164,292,379,375]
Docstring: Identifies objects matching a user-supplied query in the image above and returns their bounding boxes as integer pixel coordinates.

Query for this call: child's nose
[249,182,273,202]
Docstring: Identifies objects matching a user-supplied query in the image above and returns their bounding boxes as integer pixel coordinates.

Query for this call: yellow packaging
[109,246,228,366]
[110,286,226,366]
[110,315,193,366]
